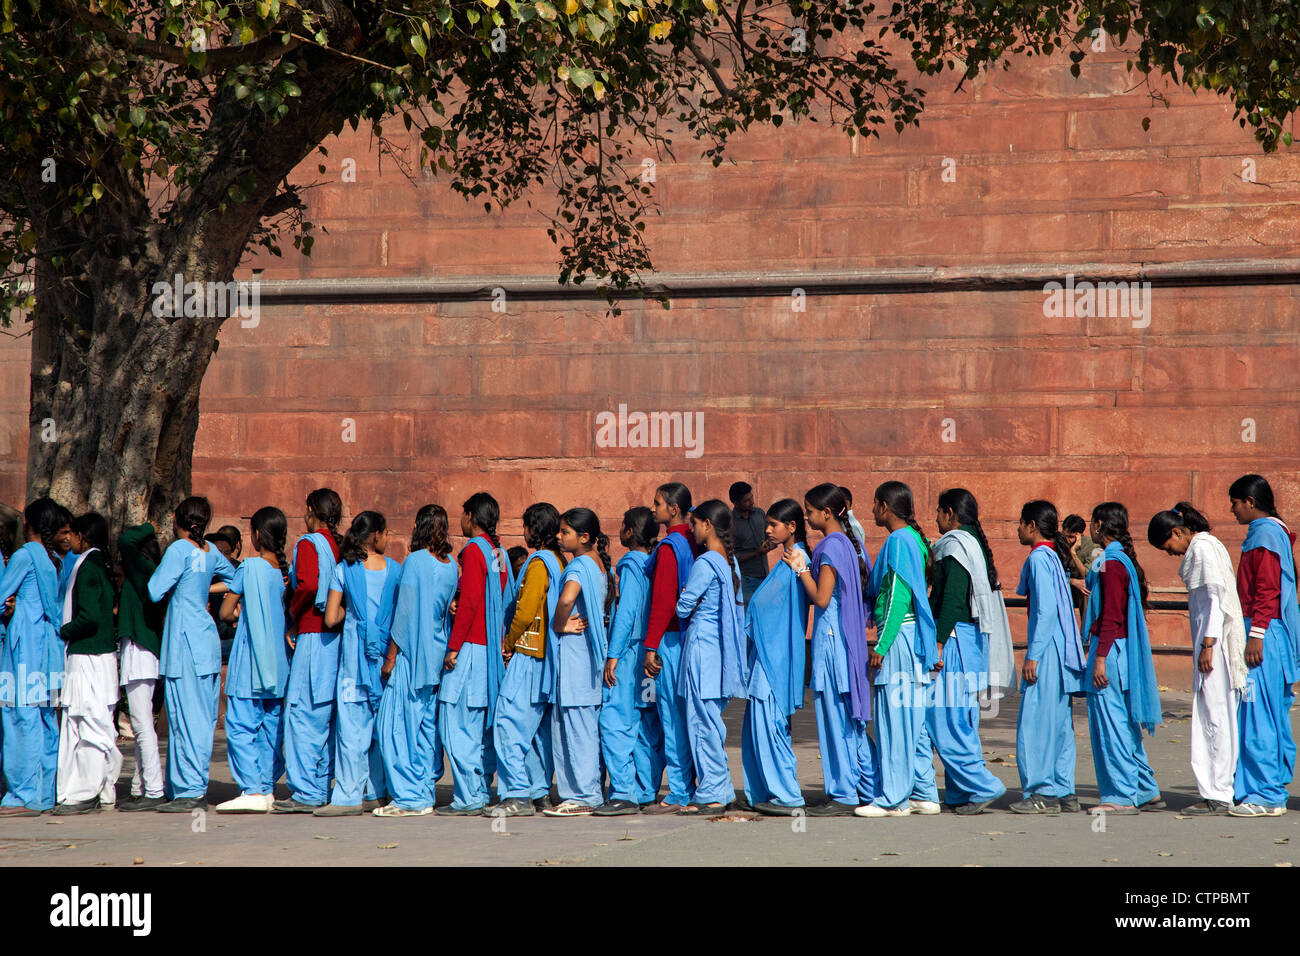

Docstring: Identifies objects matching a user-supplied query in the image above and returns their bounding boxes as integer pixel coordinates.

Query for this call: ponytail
[175,496,212,543]
[341,510,386,565]
[251,506,291,606]
[463,492,501,551]
[937,488,999,590]
[1021,499,1073,575]
[561,507,615,616]
[874,480,931,582]
[306,488,343,540]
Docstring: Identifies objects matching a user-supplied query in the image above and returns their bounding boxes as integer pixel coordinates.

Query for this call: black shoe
[117,795,166,812]
[52,798,100,816]
[592,799,640,816]
[271,798,322,814]
[754,801,803,817]
[805,800,857,817]
[1139,795,1167,811]
[728,795,754,812]
[1183,799,1231,816]
[435,804,484,817]
[1059,794,1081,813]
[1008,795,1060,815]
[157,797,207,813]
[496,798,535,817]
[952,799,995,816]
[532,796,554,813]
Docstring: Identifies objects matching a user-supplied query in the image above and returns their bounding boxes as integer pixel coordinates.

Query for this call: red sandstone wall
[2,37,1298,686]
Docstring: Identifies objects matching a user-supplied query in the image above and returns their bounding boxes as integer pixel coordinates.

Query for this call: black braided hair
[805,483,869,599]
[1092,501,1148,607]
[1020,500,1073,574]
[1147,501,1212,549]
[692,499,741,600]
[175,496,212,543]
[25,498,65,570]
[306,488,344,540]
[522,502,564,563]
[561,507,615,616]
[251,506,291,608]
[874,481,930,578]
[463,492,502,551]
[622,506,659,550]
[341,510,386,565]
[937,487,1000,590]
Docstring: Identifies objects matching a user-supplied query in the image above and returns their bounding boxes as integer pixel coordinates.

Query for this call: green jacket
[117,522,165,656]
[61,549,118,656]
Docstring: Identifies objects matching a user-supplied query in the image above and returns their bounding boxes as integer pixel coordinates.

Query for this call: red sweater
[448,541,508,652]
[645,525,698,651]
[1089,559,1129,659]
[289,530,342,634]
[1238,547,1284,639]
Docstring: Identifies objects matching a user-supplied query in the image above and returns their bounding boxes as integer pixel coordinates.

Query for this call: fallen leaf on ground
[1276,862,1294,867]
[377,843,398,850]
[133,857,144,865]
[1156,851,1172,857]
[313,835,335,840]
[1103,858,1119,863]
[1275,838,1290,845]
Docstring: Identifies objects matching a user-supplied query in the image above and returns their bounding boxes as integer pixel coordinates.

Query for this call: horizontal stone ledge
[249,257,1300,304]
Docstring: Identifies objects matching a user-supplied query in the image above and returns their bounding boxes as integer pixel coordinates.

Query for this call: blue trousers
[871,623,932,809]
[376,656,442,810]
[0,705,58,809]
[813,688,877,804]
[652,630,695,805]
[330,694,385,806]
[1235,640,1297,808]
[929,626,1006,805]
[553,704,602,806]
[282,632,338,805]
[685,693,733,805]
[440,688,488,810]
[494,654,553,800]
[1017,640,1077,798]
[600,642,665,804]
[742,692,803,807]
[225,695,284,795]
[164,663,219,801]
[1087,645,1159,806]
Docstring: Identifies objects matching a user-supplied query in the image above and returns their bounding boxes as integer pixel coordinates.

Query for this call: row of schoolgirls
[0,474,1293,819]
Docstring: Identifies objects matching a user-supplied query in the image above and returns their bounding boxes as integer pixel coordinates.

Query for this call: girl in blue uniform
[276,488,344,813]
[789,484,876,816]
[1084,502,1162,815]
[745,498,810,814]
[148,496,237,812]
[546,507,612,816]
[858,481,938,818]
[0,499,65,816]
[1010,500,1086,814]
[595,506,663,815]
[493,502,565,817]
[316,510,400,816]
[216,507,292,814]
[675,499,747,815]
[375,505,459,817]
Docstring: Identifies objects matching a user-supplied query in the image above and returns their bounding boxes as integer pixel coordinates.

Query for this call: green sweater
[874,525,929,658]
[117,522,165,656]
[929,525,979,645]
[61,550,118,656]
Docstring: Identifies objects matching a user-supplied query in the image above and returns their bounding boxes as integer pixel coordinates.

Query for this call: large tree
[0,0,1295,531]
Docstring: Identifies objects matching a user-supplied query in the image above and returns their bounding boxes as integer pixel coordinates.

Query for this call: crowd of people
[0,472,1294,821]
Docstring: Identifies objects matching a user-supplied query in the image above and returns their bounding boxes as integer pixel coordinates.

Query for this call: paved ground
[2,689,1298,866]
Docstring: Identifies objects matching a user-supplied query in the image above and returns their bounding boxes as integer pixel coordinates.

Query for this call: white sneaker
[853,802,912,818]
[910,800,941,815]
[216,793,273,814]
[541,800,595,817]
[372,804,433,817]
[1229,802,1287,818]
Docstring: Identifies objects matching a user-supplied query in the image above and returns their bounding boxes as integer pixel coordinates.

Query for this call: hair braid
[595,531,614,617]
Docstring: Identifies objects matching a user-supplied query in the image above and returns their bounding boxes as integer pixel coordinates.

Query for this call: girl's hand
[869,651,883,669]
[933,648,944,672]
[443,650,458,672]
[449,597,458,617]
[285,630,297,652]
[560,615,587,635]
[1092,657,1108,689]
[381,657,395,681]
[502,647,513,665]
[781,549,807,574]
[1245,636,1263,668]
[1070,579,1090,596]
[1197,642,1216,675]
[603,658,618,687]
[1022,659,1038,685]
[644,649,662,678]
